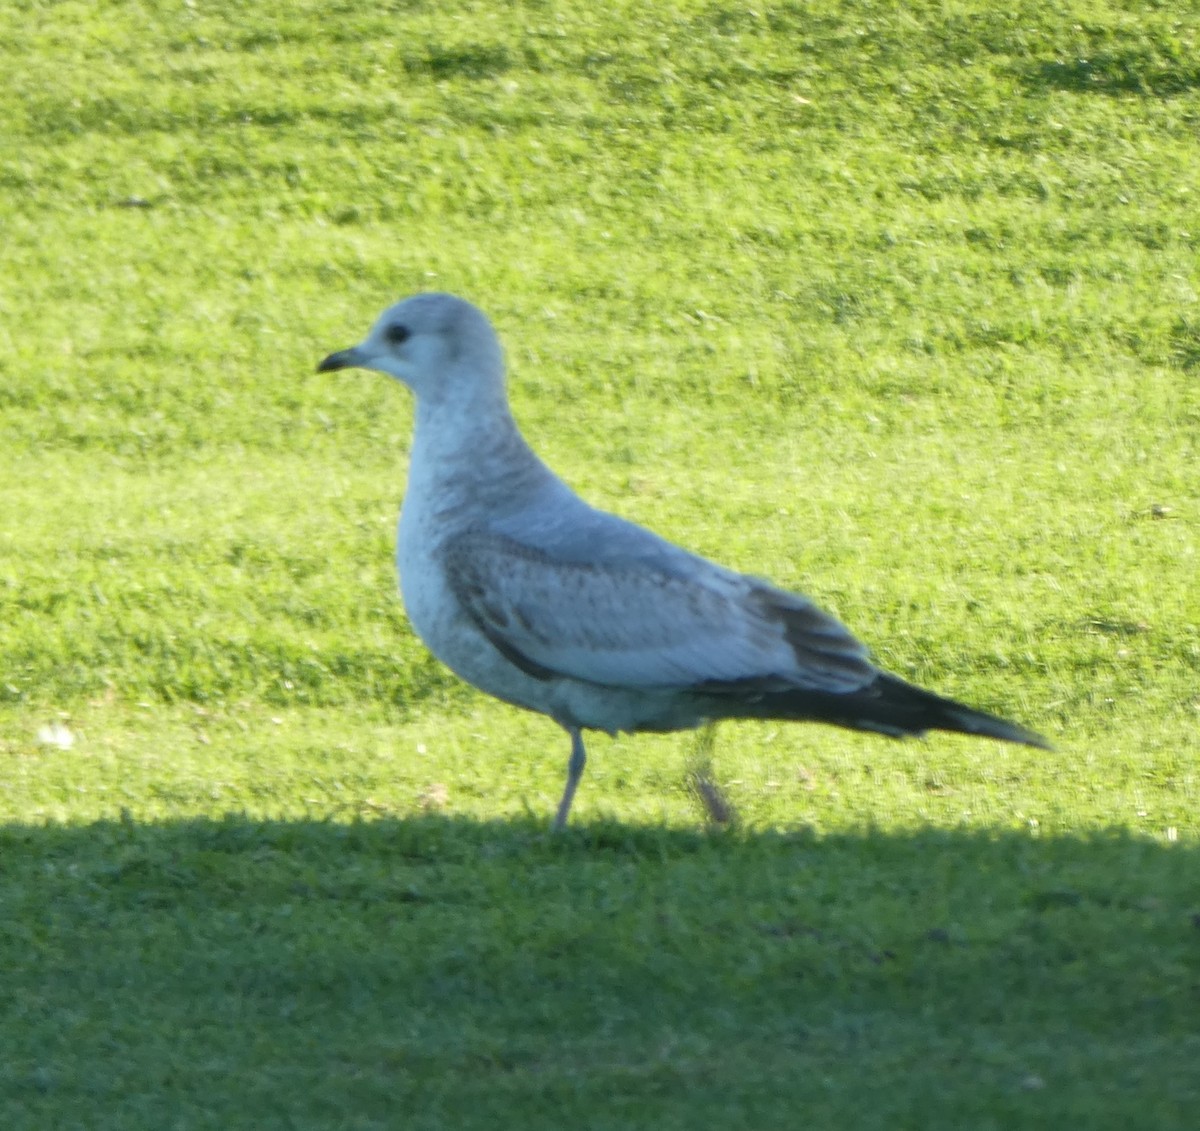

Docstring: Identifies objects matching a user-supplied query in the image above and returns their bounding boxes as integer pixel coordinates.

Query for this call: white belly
[395,501,702,737]
[396,509,553,716]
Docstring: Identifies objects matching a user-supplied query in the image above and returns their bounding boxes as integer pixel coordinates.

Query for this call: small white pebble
[36,723,75,750]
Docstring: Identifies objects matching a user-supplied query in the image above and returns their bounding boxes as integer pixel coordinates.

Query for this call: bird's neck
[406,385,547,519]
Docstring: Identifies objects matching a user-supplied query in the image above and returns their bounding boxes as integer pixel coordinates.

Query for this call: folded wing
[442,528,877,695]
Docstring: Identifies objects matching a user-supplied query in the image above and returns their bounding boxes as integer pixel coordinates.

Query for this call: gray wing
[442,526,877,694]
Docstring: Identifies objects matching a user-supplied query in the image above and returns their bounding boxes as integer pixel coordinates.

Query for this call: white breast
[397,502,560,717]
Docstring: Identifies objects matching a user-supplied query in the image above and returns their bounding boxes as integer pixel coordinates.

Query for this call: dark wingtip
[943,706,1055,751]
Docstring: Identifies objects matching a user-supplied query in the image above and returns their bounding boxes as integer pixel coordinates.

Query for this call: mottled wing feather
[442,529,875,693]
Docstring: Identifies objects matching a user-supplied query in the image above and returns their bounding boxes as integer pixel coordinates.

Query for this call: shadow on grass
[1021,51,1200,98]
[3,815,1198,1128]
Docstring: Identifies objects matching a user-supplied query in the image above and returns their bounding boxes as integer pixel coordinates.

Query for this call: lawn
[1,0,1198,1127]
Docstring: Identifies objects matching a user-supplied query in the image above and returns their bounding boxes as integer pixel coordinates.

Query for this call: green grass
[2,0,1198,1126]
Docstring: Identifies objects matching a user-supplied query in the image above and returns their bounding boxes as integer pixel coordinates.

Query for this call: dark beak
[316,346,367,373]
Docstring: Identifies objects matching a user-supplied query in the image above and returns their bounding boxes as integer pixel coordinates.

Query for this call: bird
[317,293,1050,828]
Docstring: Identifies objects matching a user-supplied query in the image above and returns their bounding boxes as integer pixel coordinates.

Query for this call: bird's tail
[724,672,1052,750]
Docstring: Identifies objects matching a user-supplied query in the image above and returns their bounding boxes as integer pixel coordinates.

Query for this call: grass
[4,816,1198,1128]
[1,0,1198,1126]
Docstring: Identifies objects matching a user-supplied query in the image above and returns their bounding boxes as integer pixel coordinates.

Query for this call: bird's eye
[385,323,410,345]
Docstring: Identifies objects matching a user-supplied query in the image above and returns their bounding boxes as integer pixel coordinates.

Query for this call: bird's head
[317,292,504,402]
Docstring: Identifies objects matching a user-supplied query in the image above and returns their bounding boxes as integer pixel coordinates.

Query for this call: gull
[317,293,1050,828]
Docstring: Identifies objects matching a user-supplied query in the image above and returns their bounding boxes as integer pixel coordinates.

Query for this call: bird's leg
[686,722,736,826]
[552,727,587,830]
